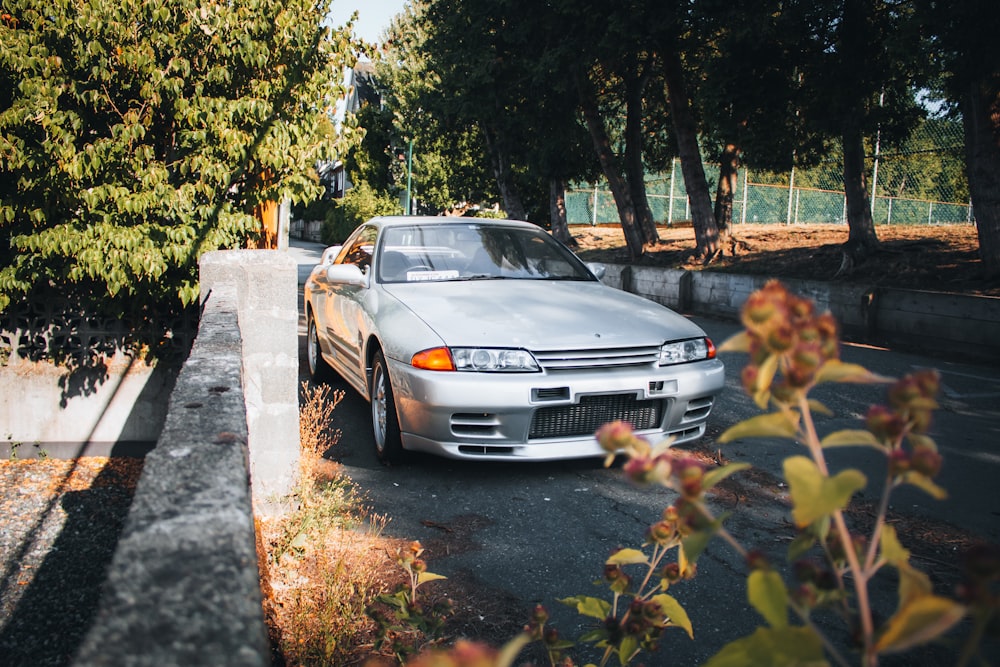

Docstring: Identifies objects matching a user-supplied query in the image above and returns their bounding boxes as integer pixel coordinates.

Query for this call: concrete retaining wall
[0,353,175,458]
[600,264,1000,361]
[72,250,300,667]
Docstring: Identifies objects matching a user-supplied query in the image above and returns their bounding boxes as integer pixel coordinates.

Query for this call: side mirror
[586,262,607,280]
[321,245,342,265]
[325,263,369,287]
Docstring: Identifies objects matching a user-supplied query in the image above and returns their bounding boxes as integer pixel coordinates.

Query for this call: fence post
[667,158,676,225]
[786,166,795,224]
[591,183,598,226]
[741,168,749,224]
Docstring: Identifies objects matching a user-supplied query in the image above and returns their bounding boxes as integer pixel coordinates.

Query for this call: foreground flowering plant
[396,281,996,667]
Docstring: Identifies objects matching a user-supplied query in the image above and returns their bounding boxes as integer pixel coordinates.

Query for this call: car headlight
[411,347,541,372]
[659,337,716,365]
[453,347,540,372]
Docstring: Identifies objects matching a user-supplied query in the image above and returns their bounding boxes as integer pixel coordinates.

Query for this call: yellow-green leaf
[652,593,694,638]
[820,429,884,450]
[815,359,894,385]
[901,472,948,500]
[879,525,910,566]
[559,595,611,620]
[718,331,752,353]
[702,462,752,491]
[784,456,867,527]
[496,633,532,667]
[606,548,649,566]
[702,626,828,667]
[748,570,789,629]
[875,596,966,654]
[416,572,447,585]
[807,399,833,416]
[897,562,933,610]
[718,412,798,444]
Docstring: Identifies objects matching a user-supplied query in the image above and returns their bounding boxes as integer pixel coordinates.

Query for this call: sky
[327,0,409,45]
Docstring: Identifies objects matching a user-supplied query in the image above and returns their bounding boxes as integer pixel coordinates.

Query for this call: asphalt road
[289,238,1000,665]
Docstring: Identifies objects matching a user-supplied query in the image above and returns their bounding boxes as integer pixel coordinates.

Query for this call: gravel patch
[0,457,143,667]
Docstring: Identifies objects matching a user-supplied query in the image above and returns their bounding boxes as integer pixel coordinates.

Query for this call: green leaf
[718,412,798,444]
[897,562,933,610]
[606,548,649,566]
[748,570,789,629]
[784,456,867,527]
[901,472,948,500]
[718,331,752,353]
[651,593,694,639]
[820,429,884,450]
[702,462,752,492]
[416,572,447,585]
[703,626,828,667]
[559,595,611,620]
[787,532,817,561]
[495,633,532,667]
[618,635,640,665]
[875,596,966,654]
[806,399,833,416]
[815,360,894,384]
[879,525,910,566]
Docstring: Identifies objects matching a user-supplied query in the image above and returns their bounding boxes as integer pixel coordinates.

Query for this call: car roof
[366,216,541,232]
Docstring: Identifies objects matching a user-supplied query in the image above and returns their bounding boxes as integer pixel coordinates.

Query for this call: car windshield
[376,223,596,284]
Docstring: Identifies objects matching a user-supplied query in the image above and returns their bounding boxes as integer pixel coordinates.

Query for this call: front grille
[529,393,664,439]
[532,345,660,370]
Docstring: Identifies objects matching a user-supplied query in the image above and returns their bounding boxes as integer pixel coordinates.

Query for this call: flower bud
[909,446,942,478]
[661,562,681,583]
[746,549,770,571]
[647,520,674,546]
[888,448,910,477]
[791,584,818,608]
[793,559,819,583]
[596,420,637,453]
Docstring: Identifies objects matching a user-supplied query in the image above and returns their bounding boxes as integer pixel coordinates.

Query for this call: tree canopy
[362,0,995,273]
[0,0,361,313]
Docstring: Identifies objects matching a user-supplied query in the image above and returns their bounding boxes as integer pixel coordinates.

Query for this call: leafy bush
[322,182,401,245]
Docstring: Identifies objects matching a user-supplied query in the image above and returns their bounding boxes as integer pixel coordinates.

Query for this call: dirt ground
[569,222,1000,297]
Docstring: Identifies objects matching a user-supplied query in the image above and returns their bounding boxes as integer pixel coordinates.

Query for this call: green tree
[0,0,360,313]
[915,0,1000,277]
[377,1,499,216]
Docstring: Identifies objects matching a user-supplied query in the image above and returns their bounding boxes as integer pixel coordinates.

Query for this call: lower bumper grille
[529,394,664,440]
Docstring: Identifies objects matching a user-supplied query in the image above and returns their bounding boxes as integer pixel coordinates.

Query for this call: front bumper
[388,357,725,462]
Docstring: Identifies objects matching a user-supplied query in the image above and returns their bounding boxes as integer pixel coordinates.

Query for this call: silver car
[304,216,725,463]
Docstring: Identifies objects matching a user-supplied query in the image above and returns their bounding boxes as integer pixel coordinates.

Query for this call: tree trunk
[549,178,576,246]
[482,125,528,221]
[961,76,1000,278]
[839,119,880,273]
[575,69,645,259]
[663,50,719,260]
[714,142,739,252]
[625,70,659,245]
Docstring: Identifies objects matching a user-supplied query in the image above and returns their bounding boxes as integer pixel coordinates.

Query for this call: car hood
[382,280,706,349]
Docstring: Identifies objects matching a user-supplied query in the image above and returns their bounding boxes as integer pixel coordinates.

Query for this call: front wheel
[306,312,332,382]
[370,349,403,464]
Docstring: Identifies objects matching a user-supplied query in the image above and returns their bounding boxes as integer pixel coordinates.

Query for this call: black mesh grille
[529,394,664,439]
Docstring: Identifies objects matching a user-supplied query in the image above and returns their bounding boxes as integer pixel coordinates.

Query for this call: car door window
[335,225,378,275]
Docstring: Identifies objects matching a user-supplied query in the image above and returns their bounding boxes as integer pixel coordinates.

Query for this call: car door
[323,225,377,388]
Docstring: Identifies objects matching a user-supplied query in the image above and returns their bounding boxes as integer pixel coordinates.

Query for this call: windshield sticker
[407,270,460,281]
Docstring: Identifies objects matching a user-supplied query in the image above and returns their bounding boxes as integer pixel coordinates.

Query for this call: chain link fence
[567,116,973,226]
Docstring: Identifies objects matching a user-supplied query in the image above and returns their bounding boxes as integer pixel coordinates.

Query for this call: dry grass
[259,383,533,666]
[259,383,409,667]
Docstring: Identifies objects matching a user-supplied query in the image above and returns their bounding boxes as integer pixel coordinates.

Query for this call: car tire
[370,349,404,464]
[306,311,333,382]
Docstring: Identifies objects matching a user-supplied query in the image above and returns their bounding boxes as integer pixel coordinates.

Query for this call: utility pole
[405,139,414,215]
